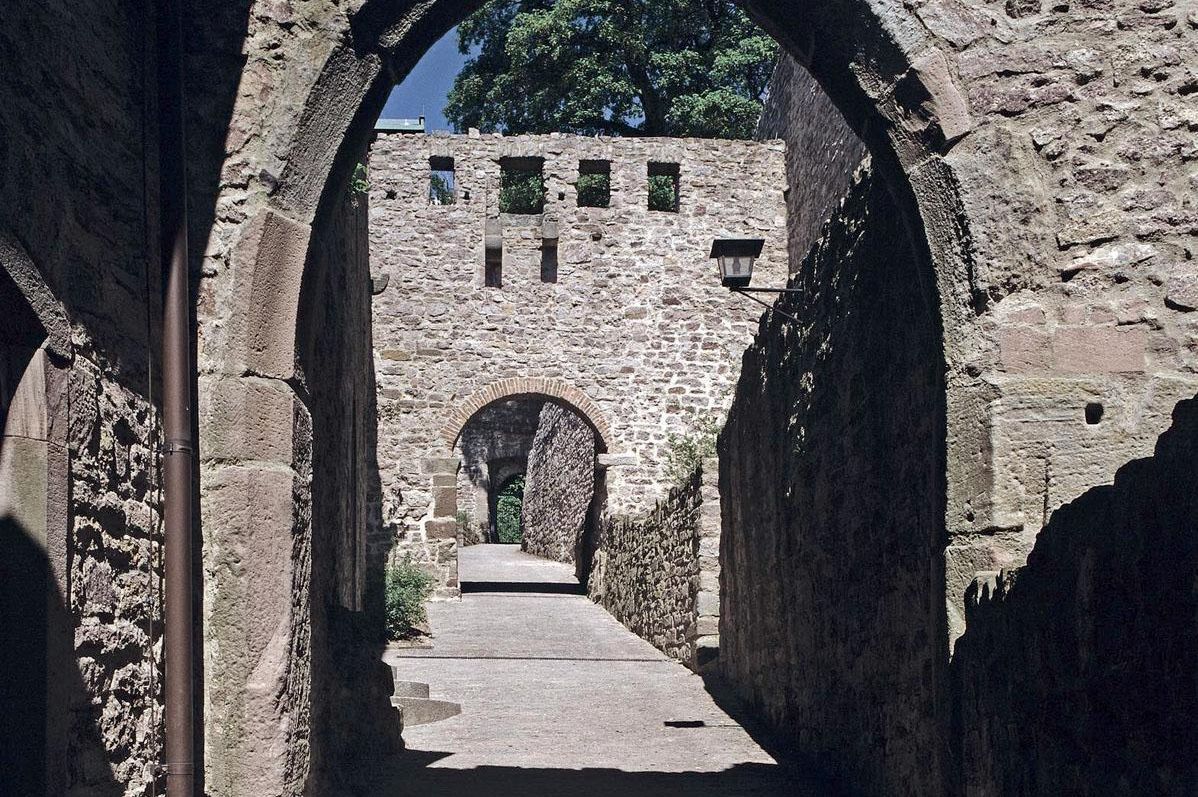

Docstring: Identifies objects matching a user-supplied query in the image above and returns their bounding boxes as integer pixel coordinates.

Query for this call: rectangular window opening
[429,156,456,205]
[648,162,680,212]
[499,157,545,214]
[577,160,611,208]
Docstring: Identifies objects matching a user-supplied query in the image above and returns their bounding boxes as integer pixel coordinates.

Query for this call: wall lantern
[710,237,801,322]
[711,238,764,288]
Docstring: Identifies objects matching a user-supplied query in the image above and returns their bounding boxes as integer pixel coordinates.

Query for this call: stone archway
[444,377,614,453]
[195,2,988,793]
[408,384,609,592]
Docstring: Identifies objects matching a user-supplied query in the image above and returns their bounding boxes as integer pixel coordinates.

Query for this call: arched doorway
[451,394,602,564]
[492,473,524,544]
[196,1,976,793]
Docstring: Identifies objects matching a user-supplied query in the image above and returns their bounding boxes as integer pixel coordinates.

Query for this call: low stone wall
[521,403,596,564]
[590,460,720,669]
[951,395,1198,795]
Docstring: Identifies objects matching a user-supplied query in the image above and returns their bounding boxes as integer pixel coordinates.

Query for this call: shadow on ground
[365,749,815,796]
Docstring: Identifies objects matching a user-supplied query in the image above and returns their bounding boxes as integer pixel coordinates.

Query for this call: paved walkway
[368,545,820,795]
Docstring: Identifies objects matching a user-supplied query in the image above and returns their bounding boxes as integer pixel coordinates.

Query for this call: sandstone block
[1051,326,1146,373]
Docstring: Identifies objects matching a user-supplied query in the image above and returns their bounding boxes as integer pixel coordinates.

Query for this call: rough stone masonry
[3,0,1198,795]
[367,131,788,594]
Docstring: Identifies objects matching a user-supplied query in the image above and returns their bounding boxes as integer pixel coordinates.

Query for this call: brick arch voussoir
[442,378,614,453]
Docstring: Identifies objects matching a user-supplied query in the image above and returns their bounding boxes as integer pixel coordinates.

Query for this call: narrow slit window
[499,157,545,214]
[540,243,558,283]
[648,162,680,212]
[577,160,611,208]
[429,156,456,205]
[485,249,503,288]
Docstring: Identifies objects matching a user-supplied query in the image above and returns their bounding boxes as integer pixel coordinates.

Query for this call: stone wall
[757,55,868,266]
[521,403,597,565]
[0,3,164,794]
[368,132,788,591]
[719,163,950,794]
[950,394,1198,796]
[590,461,721,669]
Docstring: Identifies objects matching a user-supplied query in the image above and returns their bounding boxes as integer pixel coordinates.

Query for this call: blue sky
[380,27,468,131]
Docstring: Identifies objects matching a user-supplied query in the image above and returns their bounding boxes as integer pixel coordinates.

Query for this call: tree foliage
[445,0,778,139]
[496,475,525,543]
[576,172,610,207]
[499,170,545,213]
[429,173,455,205]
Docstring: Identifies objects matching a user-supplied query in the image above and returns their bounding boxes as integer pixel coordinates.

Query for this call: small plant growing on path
[664,415,721,484]
[384,557,435,640]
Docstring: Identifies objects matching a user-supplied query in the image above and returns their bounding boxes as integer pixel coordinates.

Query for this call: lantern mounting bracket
[730,287,801,324]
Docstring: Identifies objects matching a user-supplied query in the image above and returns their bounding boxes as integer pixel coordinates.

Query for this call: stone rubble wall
[951,395,1198,795]
[906,0,1198,636]
[757,54,869,267]
[719,162,950,794]
[368,132,788,593]
[589,461,721,669]
[520,402,596,565]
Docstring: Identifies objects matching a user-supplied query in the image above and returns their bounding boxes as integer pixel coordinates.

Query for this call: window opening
[577,160,611,208]
[648,162,680,212]
[429,156,456,205]
[499,157,545,214]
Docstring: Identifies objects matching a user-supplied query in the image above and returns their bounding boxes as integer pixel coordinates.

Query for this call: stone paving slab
[372,554,824,795]
[458,543,579,584]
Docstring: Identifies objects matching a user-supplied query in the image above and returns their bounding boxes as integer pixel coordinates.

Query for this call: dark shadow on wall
[717,161,950,795]
[0,517,122,796]
[183,10,257,780]
[577,467,608,587]
[298,153,403,794]
[951,394,1198,797]
[365,748,824,796]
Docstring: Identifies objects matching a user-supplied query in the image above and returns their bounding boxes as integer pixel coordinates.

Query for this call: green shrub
[349,161,370,207]
[496,475,524,544]
[384,558,435,640]
[664,415,721,484]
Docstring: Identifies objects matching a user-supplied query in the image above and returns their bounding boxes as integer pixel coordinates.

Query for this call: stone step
[390,676,430,699]
[391,695,462,726]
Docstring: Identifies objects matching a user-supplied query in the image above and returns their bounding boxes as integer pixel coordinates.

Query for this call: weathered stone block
[1051,326,1146,373]
[424,519,458,539]
[230,209,313,380]
[198,374,301,464]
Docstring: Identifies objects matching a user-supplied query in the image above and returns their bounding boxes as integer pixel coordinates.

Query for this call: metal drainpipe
[158,0,196,793]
